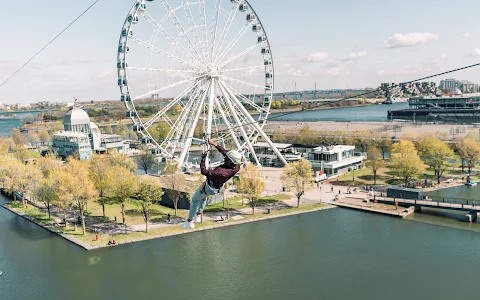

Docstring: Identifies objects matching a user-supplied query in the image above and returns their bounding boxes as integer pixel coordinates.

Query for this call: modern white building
[308,145,365,177]
[52,106,125,160]
[253,142,365,177]
[52,131,93,160]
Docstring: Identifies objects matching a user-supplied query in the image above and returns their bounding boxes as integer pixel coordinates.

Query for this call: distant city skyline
[2,0,480,104]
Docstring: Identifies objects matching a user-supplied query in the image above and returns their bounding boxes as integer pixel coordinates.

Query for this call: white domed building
[52,106,125,160]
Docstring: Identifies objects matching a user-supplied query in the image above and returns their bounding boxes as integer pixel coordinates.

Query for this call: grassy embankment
[4,194,327,247]
[330,164,478,187]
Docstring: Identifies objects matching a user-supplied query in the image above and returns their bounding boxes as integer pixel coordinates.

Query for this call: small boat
[465,181,477,187]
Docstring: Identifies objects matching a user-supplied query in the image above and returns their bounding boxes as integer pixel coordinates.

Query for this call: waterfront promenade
[264,121,471,139]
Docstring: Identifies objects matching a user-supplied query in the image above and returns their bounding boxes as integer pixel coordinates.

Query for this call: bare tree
[137,147,156,175]
[163,172,186,216]
[366,146,385,185]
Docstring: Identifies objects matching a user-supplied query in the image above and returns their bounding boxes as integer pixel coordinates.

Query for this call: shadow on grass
[125,208,169,224]
[203,207,225,213]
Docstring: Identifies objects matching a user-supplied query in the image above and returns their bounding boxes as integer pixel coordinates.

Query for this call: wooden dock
[332,196,416,218]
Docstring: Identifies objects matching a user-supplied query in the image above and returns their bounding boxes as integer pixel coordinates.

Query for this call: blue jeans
[188,181,220,221]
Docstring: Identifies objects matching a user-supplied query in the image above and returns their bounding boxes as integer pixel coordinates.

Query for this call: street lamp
[352,167,355,184]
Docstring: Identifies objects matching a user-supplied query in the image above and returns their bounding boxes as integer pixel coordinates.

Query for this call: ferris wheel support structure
[117,0,287,169]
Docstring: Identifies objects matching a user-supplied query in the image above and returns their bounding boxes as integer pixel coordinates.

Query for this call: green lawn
[86,198,187,225]
[203,194,292,213]
[331,167,392,186]
[331,163,480,187]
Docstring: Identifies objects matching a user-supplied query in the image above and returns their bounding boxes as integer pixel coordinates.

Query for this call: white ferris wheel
[117,0,287,168]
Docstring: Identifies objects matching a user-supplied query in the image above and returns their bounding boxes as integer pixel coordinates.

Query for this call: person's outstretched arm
[209,139,228,156]
[200,150,213,176]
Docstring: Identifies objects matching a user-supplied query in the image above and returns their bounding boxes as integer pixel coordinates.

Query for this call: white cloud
[345,51,367,61]
[467,48,480,57]
[325,51,367,68]
[463,29,480,39]
[325,60,341,68]
[98,71,113,78]
[384,33,439,48]
[425,54,446,67]
[376,67,432,76]
[307,52,328,63]
[326,68,351,76]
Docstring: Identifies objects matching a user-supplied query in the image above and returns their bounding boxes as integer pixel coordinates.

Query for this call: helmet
[226,150,242,164]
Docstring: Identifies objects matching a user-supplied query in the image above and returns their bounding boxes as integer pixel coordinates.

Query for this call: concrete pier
[332,196,415,218]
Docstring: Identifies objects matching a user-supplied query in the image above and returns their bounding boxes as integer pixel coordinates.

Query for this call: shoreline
[1,202,335,251]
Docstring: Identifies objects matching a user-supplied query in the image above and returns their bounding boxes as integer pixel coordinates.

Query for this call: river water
[0,111,41,137]
[269,103,408,122]
[1,194,480,300]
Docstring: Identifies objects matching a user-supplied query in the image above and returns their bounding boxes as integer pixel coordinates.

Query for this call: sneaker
[182,221,195,229]
[193,215,202,223]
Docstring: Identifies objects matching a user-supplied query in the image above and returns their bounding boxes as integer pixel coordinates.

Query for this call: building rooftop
[53,131,89,138]
[312,145,355,154]
[64,106,90,126]
[254,142,292,149]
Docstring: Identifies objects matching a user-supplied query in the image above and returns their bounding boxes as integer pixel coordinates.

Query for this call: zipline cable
[0,0,101,89]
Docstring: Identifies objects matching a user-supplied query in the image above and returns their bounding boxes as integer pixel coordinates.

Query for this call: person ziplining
[182,139,242,229]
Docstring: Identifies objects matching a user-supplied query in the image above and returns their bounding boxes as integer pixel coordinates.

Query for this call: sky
[1,0,480,104]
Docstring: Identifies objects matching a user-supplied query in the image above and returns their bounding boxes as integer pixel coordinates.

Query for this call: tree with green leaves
[136,177,163,233]
[89,155,114,217]
[38,130,51,145]
[236,164,265,214]
[34,176,59,219]
[0,138,10,156]
[457,138,480,174]
[281,159,314,207]
[28,131,40,148]
[271,128,285,143]
[375,135,392,159]
[108,150,136,171]
[155,122,170,141]
[104,124,113,134]
[161,161,178,175]
[35,154,62,178]
[366,146,385,185]
[50,167,73,228]
[61,159,98,235]
[353,130,374,153]
[109,166,138,224]
[416,136,454,184]
[14,146,29,162]
[390,141,425,186]
[10,129,26,147]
